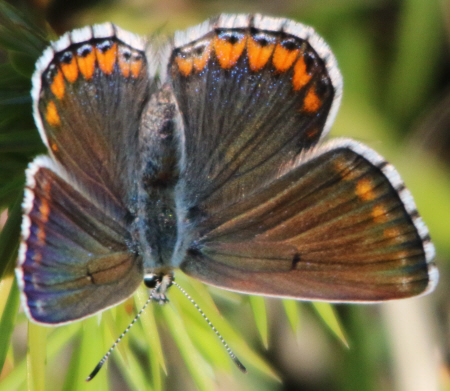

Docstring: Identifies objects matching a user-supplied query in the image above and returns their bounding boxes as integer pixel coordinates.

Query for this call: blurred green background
[0,0,449,390]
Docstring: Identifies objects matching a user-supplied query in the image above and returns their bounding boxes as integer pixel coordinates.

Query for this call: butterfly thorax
[134,86,181,272]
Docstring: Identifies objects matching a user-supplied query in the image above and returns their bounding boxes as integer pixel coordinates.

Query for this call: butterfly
[16,14,438,328]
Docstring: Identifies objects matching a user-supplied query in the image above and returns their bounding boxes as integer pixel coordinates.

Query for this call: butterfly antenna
[172,281,247,373]
[86,293,154,381]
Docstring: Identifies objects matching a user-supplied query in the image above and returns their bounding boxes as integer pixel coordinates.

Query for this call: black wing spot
[291,253,301,269]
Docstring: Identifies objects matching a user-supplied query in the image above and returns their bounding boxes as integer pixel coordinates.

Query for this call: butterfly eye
[144,274,160,288]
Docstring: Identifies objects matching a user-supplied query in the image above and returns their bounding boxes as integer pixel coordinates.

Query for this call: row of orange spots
[214,34,247,69]
[247,36,274,71]
[176,33,311,76]
[383,227,401,240]
[175,41,215,76]
[193,44,212,73]
[303,86,321,113]
[45,101,61,127]
[32,251,42,264]
[272,43,299,73]
[61,56,78,83]
[36,180,51,247]
[305,126,319,139]
[332,156,350,178]
[48,42,143,100]
[77,48,96,80]
[118,52,131,77]
[50,69,65,100]
[174,32,323,112]
[175,55,194,77]
[96,43,117,75]
[130,56,143,78]
[371,204,389,224]
[292,56,312,91]
[355,178,377,201]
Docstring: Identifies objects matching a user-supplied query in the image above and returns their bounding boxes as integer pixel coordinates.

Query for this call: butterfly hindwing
[180,139,437,301]
[17,157,142,324]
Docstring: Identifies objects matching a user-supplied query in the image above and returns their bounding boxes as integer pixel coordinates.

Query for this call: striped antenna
[172,281,247,373]
[86,293,154,381]
[86,278,247,381]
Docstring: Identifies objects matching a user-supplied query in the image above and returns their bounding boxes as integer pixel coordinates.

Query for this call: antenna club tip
[86,361,104,381]
[234,358,247,374]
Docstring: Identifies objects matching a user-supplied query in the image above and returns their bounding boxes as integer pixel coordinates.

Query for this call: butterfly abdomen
[136,87,181,272]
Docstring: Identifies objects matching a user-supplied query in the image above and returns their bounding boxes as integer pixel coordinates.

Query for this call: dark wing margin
[16,157,142,325]
[180,139,438,302]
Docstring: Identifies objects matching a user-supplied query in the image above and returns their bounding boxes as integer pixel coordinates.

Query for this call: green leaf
[282,299,301,334]
[312,302,349,348]
[27,323,47,391]
[0,277,20,372]
[249,296,268,349]
[162,302,215,391]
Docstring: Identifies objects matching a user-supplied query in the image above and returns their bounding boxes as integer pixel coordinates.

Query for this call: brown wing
[180,140,437,302]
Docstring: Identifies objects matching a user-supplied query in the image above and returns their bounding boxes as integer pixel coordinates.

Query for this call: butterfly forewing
[168,15,341,215]
[33,24,150,213]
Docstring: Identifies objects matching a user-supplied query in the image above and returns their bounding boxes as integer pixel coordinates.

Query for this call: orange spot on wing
[37,181,51,245]
[45,101,61,127]
[193,42,212,72]
[96,43,117,75]
[372,204,389,223]
[51,143,58,152]
[61,56,78,83]
[50,69,65,100]
[32,252,42,264]
[39,199,50,224]
[333,156,349,176]
[395,250,410,260]
[214,34,246,69]
[130,56,143,78]
[292,56,311,91]
[355,178,376,201]
[247,37,274,71]
[175,55,193,76]
[36,227,46,245]
[383,227,401,239]
[272,44,299,73]
[77,50,96,80]
[118,55,130,77]
[303,86,322,113]
[306,127,319,139]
